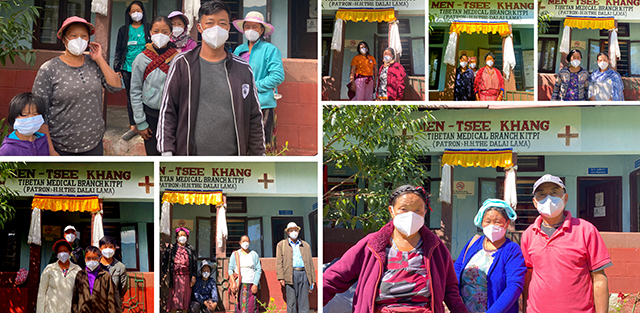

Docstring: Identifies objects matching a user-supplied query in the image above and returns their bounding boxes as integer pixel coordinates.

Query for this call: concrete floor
[103,105,146,156]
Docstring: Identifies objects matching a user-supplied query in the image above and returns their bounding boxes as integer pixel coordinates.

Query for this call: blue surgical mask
[14,115,44,136]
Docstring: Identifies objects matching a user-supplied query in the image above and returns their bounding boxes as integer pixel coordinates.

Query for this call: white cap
[285,222,301,231]
[64,225,77,233]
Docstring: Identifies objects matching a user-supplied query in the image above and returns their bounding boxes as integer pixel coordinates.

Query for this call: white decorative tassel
[444,32,458,67]
[503,35,516,81]
[504,167,518,209]
[331,19,344,52]
[91,0,108,16]
[92,210,104,248]
[439,164,452,204]
[161,201,171,236]
[27,208,41,246]
[216,204,228,248]
[560,26,571,54]
[609,28,620,68]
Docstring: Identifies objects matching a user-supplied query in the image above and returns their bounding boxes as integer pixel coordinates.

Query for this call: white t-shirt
[239,251,255,284]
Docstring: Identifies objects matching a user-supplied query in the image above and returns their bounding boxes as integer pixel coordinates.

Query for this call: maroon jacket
[157,45,266,156]
[377,62,406,101]
[323,221,467,313]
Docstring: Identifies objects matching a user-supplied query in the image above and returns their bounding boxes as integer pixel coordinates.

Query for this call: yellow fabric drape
[564,16,615,30]
[449,21,511,36]
[335,8,396,23]
[162,190,223,206]
[442,149,513,168]
[31,195,100,212]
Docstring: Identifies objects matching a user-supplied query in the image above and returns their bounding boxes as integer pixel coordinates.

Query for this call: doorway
[629,168,640,232]
[271,216,304,257]
[289,0,317,59]
[577,176,622,232]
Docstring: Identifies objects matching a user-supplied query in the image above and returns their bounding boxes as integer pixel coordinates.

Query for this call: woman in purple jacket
[323,185,468,313]
[454,199,525,313]
[0,92,49,156]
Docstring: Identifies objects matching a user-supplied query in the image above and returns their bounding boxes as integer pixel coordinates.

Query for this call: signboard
[346,39,361,51]
[541,0,640,20]
[160,163,277,194]
[430,0,535,23]
[588,168,609,175]
[594,206,606,217]
[572,40,587,50]
[323,0,425,11]
[413,108,582,152]
[5,163,154,199]
[172,219,194,231]
[635,158,640,169]
[453,181,476,198]
[279,210,294,215]
[43,225,61,241]
[523,50,535,88]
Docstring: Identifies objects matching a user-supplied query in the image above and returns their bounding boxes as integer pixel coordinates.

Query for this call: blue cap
[474,198,517,228]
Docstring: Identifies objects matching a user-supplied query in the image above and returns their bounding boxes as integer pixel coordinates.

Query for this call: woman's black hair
[152,15,173,32]
[484,206,510,222]
[61,22,91,38]
[7,92,46,126]
[459,53,468,60]
[198,0,232,22]
[85,246,101,256]
[125,1,148,26]
[484,51,496,61]
[98,236,118,248]
[388,185,431,210]
[170,14,189,27]
[566,49,582,63]
[357,41,370,56]
[597,52,610,60]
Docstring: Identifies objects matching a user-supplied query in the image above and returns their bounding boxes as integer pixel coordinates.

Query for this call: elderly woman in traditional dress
[474,52,504,101]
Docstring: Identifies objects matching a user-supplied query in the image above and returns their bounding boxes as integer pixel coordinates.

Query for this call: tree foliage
[0,162,20,230]
[0,0,40,67]
[538,10,553,35]
[323,105,433,233]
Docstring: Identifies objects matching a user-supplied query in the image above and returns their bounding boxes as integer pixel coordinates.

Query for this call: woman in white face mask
[162,227,197,313]
[168,11,198,53]
[474,51,505,101]
[348,41,378,101]
[454,199,526,313]
[375,47,407,101]
[0,92,49,156]
[454,53,475,101]
[552,49,590,101]
[589,52,624,101]
[232,11,284,153]
[228,235,262,312]
[129,16,179,156]
[324,185,468,313]
[32,17,122,156]
[37,239,82,313]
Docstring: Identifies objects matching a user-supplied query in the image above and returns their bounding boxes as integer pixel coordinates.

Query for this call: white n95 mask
[393,211,424,237]
[483,224,506,242]
[536,195,565,218]
[201,25,228,49]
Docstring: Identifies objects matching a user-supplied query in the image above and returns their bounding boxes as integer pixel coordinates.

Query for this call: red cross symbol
[258,173,274,189]
[557,125,579,146]
[138,176,154,194]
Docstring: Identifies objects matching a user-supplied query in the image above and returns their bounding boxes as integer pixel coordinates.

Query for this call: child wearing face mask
[130,16,179,156]
[99,236,128,313]
[163,227,197,312]
[454,199,526,313]
[190,260,219,313]
[72,246,117,313]
[37,239,82,313]
[0,92,49,156]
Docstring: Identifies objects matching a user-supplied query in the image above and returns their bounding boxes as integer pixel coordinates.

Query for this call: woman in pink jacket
[323,185,467,313]
[376,47,406,101]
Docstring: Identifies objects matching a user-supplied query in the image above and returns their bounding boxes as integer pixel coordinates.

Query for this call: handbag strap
[462,234,481,263]
[234,250,241,285]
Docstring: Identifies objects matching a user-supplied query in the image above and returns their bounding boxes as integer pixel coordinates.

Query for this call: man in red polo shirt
[521,174,611,313]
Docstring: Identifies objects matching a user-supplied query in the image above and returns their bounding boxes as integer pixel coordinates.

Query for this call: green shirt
[123,24,146,72]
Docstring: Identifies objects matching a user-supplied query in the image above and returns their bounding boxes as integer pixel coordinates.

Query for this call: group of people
[37,225,129,313]
[454,52,505,101]
[1,0,284,156]
[162,222,316,313]
[324,174,611,313]
[348,41,407,101]
[551,49,624,101]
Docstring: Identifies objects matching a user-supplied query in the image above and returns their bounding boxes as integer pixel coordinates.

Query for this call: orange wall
[257,257,319,311]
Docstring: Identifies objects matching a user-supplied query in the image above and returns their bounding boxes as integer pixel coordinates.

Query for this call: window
[377,19,411,34]
[0,225,22,272]
[120,224,139,271]
[33,0,91,50]
[210,196,247,214]
[196,217,214,260]
[429,47,442,90]
[498,156,545,172]
[600,23,629,37]
[630,41,640,76]
[589,39,631,76]
[375,19,424,76]
[538,38,558,73]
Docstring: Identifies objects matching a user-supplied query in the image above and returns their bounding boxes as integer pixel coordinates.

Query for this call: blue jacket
[454,236,526,313]
[193,275,218,304]
[233,39,285,109]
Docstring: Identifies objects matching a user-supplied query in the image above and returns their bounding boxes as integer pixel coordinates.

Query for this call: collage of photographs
[0,0,639,313]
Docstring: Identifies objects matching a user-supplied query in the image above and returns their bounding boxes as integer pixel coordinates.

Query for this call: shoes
[121,129,139,141]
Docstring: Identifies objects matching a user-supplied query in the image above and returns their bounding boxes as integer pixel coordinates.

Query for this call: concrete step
[104,105,145,156]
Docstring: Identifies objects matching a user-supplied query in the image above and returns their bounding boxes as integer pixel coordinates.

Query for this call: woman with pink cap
[32,16,122,156]
[168,11,198,53]
[232,11,284,154]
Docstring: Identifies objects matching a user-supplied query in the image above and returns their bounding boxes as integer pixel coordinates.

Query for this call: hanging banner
[322,0,425,11]
[160,163,277,194]
[4,163,154,199]
[541,0,640,20]
[430,0,535,23]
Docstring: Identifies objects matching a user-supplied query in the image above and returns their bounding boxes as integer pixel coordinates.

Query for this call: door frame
[247,217,264,256]
[629,168,640,232]
[576,176,623,231]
